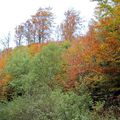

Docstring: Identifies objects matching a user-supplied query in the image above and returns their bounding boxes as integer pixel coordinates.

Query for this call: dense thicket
[0,0,120,120]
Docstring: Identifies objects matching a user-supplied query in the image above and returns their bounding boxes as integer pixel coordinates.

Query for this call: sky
[0,0,97,49]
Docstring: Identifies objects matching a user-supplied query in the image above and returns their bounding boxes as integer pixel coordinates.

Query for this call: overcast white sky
[0,0,97,48]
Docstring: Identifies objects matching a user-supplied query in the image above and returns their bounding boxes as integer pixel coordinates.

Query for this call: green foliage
[5,47,30,78]
[94,0,120,40]
[0,89,93,120]
[0,41,119,120]
[0,1,119,118]
[4,47,31,98]
[61,40,71,49]
[31,43,64,88]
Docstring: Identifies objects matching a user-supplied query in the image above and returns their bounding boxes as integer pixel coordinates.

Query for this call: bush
[4,47,31,99]
[31,43,65,90]
[0,88,93,120]
[5,47,31,78]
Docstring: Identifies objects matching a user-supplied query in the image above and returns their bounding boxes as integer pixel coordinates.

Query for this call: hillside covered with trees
[0,0,120,120]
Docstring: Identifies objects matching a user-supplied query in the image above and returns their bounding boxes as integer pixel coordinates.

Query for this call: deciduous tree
[32,7,54,43]
[15,25,24,46]
[61,9,82,41]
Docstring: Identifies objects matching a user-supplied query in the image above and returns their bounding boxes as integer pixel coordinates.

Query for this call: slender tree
[61,9,82,41]
[32,7,54,43]
[0,32,11,50]
[14,7,54,45]
[15,25,24,46]
[23,20,33,45]
[55,25,63,41]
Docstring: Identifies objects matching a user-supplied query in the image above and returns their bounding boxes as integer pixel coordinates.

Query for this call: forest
[0,0,120,120]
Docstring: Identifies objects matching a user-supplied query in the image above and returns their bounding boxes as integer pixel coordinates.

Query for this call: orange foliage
[64,27,99,79]
[0,74,12,86]
[61,9,82,41]
[95,16,120,41]
[0,49,12,69]
[96,39,120,74]
[63,25,120,89]
[0,50,12,100]
[0,56,6,69]
[0,73,12,100]
[28,43,48,56]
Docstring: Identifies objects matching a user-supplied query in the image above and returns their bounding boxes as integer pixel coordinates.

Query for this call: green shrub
[5,47,31,78]
[31,43,64,89]
[0,89,93,120]
[4,47,31,99]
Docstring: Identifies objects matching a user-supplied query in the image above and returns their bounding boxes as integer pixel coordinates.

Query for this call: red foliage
[63,25,120,89]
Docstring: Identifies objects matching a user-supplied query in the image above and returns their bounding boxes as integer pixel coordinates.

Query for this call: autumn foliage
[28,43,48,56]
[0,2,120,119]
